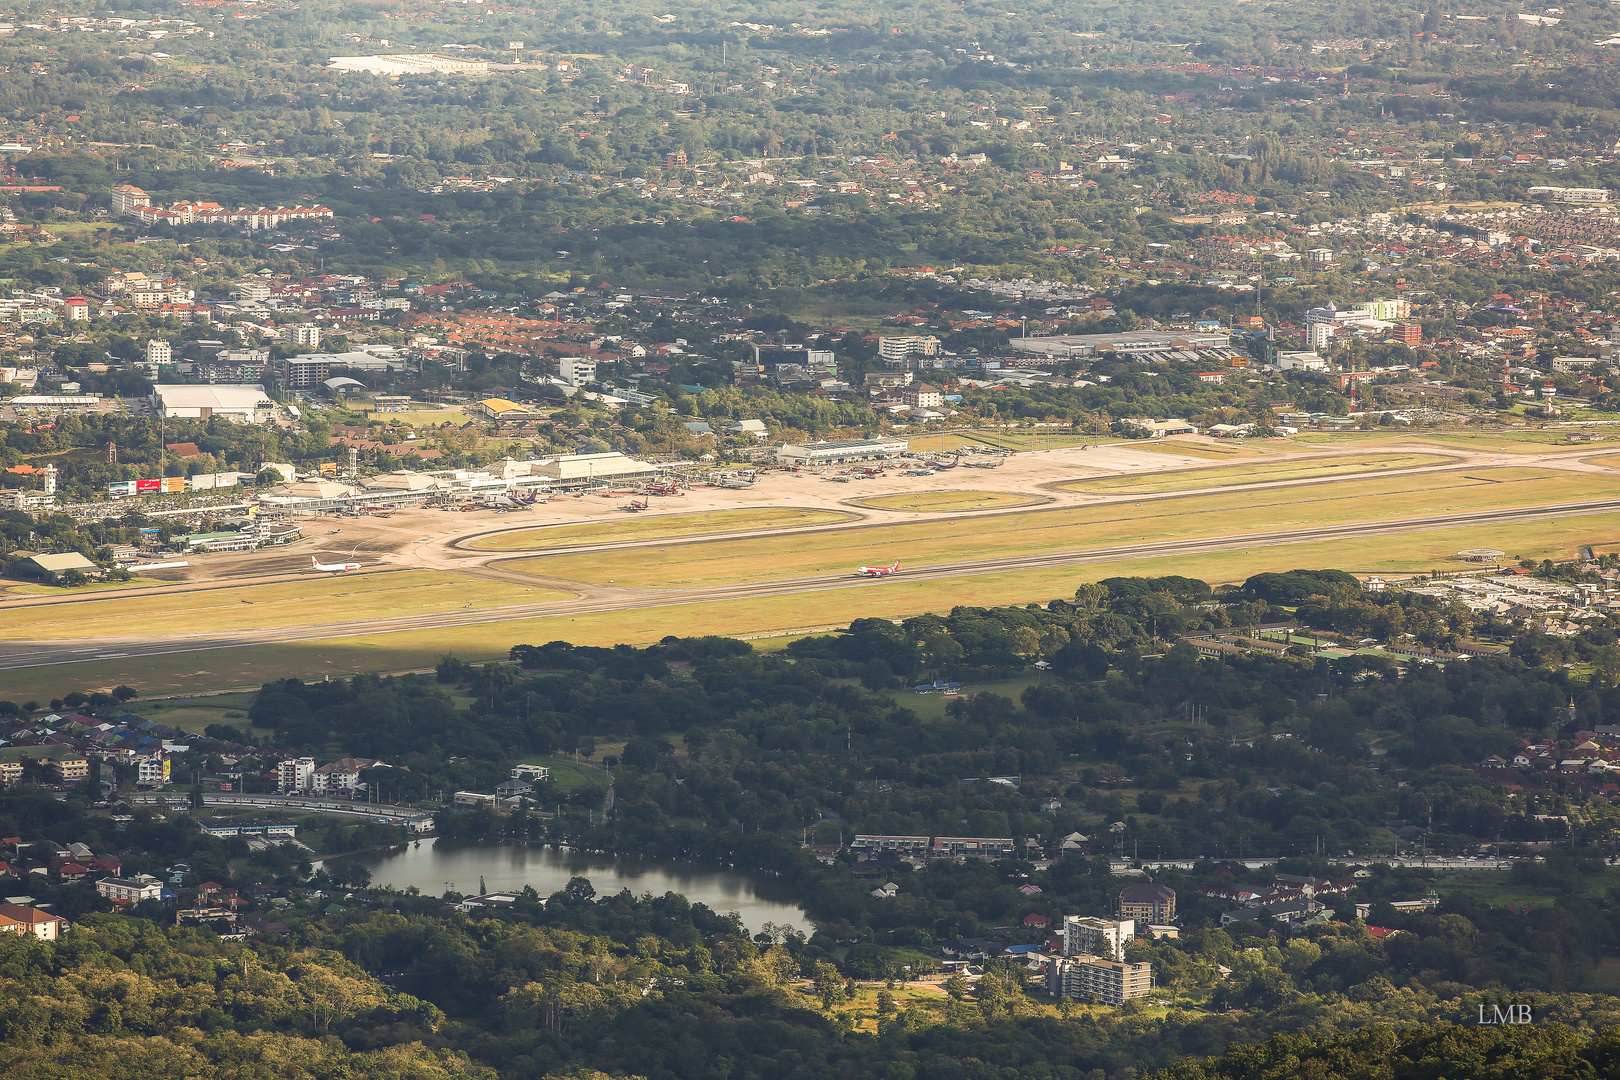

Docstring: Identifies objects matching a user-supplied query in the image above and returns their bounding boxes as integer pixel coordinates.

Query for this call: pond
[334,838,815,936]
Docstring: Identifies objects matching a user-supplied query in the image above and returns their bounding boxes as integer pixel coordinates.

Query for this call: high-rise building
[278,757,315,793]
[1046,955,1154,1004]
[278,356,329,390]
[1063,915,1135,960]
[878,336,941,363]
[111,184,152,215]
[146,339,172,366]
[559,356,597,387]
[1392,323,1422,347]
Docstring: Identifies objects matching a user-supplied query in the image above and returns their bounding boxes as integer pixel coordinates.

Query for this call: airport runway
[2,496,1615,670]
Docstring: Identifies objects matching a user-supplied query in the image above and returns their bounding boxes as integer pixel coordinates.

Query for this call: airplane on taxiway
[856,561,899,577]
[310,555,362,573]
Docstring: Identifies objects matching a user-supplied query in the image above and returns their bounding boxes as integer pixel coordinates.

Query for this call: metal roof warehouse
[1008,330,1233,358]
[775,438,909,465]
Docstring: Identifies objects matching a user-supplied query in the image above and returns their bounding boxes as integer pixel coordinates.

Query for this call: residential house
[0,904,64,940]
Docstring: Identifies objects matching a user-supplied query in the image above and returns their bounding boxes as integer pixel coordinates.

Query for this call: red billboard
[136,479,161,493]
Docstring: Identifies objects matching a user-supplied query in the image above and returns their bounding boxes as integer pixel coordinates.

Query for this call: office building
[279,355,330,390]
[145,339,171,366]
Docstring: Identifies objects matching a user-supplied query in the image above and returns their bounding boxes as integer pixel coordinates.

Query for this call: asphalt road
[2,497,1614,671]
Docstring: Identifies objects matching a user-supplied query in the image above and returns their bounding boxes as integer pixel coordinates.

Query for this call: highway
[3,496,1617,670]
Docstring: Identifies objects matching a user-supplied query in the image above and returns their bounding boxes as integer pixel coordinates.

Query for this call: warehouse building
[530,451,661,483]
[775,438,909,465]
[1008,329,1232,359]
[150,384,276,424]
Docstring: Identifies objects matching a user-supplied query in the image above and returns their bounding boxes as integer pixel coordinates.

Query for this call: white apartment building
[1046,955,1154,1005]
[136,752,169,788]
[145,339,171,366]
[879,336,941,363]
[311,759,366,793]
[288,323,322,348]
[96,874,165,903]
[236,280,273,301]
[1064,915,1135,960]
[111,184,152,215]
[278,756,315,793]
[558,356,597,387]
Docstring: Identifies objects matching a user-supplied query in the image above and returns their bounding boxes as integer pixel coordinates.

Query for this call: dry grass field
[1060,452,1455,494]
[514,466,1612,589]
[0,571,573,642]
[854,490,1046,513]
[464,507,851,550]
[13,502,1608,701]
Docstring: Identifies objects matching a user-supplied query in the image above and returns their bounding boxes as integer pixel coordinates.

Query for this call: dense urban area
[14,0,1620,1078]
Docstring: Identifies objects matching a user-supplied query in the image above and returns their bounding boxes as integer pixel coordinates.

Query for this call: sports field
[0,570,573,642]
[855,490,1045,513]
[515,466,1611,589]
[463,507,851,550]
[10,505,1610,702]
[1060,452,1455,495]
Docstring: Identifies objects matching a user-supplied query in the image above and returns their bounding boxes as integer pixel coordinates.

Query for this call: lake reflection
[336,839,814,935]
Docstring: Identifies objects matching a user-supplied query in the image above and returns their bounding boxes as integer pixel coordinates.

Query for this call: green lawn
[517,755,611,795]
[869,670,1044,720]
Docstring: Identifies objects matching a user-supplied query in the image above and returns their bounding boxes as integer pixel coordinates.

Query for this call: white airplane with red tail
[310,555,362,573]
[856,561,899,577]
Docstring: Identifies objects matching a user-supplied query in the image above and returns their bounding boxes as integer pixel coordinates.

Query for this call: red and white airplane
[310,555,362,573]
[856,561,899,577]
